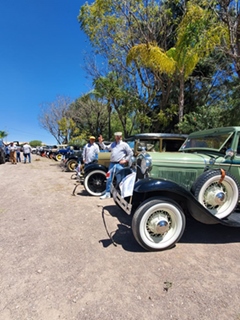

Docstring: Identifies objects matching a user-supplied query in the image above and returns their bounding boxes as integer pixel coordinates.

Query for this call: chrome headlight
[138,153,152,174]
[128,155,137,167]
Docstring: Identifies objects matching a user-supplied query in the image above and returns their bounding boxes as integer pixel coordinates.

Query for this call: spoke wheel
[84,170,106,196]
[132,197,185,251]
[55,154,62,162]
[192,170,240,219]
[67,160,78,172]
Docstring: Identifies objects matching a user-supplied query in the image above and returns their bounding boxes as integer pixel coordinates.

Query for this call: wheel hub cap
[204,185,226,207]
[147,213,170,235]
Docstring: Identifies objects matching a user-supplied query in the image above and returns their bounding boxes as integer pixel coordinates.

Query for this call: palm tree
[127,3,228,122]
[0,130,8,139]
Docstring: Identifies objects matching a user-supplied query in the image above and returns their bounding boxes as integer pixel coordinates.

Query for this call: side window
[237,135,240,155]
[164,139,185,152]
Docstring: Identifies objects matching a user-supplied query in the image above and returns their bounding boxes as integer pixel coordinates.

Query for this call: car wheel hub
[147,212,170,236]
[94,179,102,186]
[204,184,226,207]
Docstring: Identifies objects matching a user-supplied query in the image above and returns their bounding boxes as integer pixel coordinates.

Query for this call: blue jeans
[106,163,125,193]
[24,153,31,163]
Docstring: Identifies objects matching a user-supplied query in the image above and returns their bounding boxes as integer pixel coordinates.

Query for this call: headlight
[138,153,152,174]
[128,155,136,167]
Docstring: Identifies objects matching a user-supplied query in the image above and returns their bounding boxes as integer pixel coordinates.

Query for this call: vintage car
[111,126,240,251]
[82,133,187,196]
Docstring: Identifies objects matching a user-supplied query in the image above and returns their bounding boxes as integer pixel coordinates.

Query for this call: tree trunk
[178,74,185,122]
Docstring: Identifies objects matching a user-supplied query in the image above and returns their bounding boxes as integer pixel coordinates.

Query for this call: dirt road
[1,155,240,320]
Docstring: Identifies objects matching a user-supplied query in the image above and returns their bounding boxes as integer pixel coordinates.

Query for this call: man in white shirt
[98,132,133,199]
[83,136,100,169]
[23,142,32,163]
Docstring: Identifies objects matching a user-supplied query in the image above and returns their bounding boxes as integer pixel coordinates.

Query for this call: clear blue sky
[0,0,94,145]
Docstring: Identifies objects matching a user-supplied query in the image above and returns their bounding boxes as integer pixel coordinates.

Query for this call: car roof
[125,133,188,141]
[188,126,240,137]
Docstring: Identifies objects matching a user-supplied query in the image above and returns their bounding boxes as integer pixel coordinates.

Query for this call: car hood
[148,151,225,166]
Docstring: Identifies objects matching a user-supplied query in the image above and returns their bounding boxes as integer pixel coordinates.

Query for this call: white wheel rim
[198,175,238,219]
[138,203,183,250]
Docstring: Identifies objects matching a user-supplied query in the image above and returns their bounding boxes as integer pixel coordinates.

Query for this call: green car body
[110,126,240,252]
[146,126,240,189]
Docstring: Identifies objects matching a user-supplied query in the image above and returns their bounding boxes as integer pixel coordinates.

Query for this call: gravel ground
[1,154,240,320]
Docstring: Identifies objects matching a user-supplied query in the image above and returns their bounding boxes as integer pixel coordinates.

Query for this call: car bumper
[111,185,132,215]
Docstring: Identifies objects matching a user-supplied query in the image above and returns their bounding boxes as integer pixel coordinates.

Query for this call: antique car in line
[111,126,240,251]
[81,133,187,196]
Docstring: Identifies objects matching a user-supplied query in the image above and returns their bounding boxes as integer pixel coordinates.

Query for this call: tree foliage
[127,3,229,122]
[38,96,73,144]
[29,140,42,147]
[0,130,8,139]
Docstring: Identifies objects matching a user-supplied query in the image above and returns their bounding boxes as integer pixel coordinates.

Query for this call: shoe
[100,192,111,200]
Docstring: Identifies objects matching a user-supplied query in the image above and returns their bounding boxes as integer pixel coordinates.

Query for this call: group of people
[6,142,32,164]
[82,132,133,200]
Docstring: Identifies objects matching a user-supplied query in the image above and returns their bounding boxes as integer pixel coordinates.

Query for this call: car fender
[133,178,240,227]
[84,163,108,176]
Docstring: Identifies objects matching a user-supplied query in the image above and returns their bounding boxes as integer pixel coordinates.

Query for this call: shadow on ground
[99,205,240,253]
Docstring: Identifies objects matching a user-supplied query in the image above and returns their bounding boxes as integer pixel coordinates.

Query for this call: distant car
[0,139,6,164]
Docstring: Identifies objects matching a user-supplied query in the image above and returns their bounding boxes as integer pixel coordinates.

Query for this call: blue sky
[0,0,94,145]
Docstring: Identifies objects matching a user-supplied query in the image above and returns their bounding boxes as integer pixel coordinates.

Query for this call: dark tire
[84,170,106,196]
[0,150,5,164]
[191,170,240,219]
[132,197,186,251]
[67,159,78,172]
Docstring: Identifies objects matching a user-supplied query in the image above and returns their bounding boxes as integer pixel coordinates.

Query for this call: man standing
[23,142,32,163]
[82,136,100,169]
[9,142,17,164]
[98,132,133,199]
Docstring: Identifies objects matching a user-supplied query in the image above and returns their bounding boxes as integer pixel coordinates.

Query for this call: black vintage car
[62,149,83,172]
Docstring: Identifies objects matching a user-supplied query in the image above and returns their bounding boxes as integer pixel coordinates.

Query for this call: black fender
[84,163,108,176]
[133,178,240,227]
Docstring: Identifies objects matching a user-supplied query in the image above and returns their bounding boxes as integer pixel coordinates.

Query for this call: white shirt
[100,140,133,162]
[23,144,31,154]
[83,142,100,164]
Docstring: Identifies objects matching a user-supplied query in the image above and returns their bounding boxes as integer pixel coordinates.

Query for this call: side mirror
[225,148,235,159]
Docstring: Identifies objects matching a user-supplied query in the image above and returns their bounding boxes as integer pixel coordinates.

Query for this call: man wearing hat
[98,132,133,199]
[82,136,100,169]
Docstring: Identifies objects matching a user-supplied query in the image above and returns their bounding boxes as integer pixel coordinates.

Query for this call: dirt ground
[1,154,240,320]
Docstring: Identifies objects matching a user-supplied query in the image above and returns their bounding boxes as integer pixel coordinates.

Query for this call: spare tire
[191,170,240,219]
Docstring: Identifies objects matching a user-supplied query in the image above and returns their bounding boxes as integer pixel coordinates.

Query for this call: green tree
[69,92,109,139]
[178,105,225,133]
[0,130,8,139]
[93,72,143,137]
[78,0,183,132]
[127,3,228,122]
[29,140,42,147]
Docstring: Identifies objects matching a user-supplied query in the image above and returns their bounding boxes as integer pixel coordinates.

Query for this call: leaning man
[98,132,133,199]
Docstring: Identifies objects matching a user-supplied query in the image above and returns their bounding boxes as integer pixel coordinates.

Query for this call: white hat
[114,132,122,136]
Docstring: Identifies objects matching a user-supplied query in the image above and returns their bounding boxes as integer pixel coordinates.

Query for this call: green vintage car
[112,126,240,251]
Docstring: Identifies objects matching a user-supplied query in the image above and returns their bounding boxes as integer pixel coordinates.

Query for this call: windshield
[180,132,234,152]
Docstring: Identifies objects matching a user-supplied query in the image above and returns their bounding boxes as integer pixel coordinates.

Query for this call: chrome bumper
[111,186,132,215]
